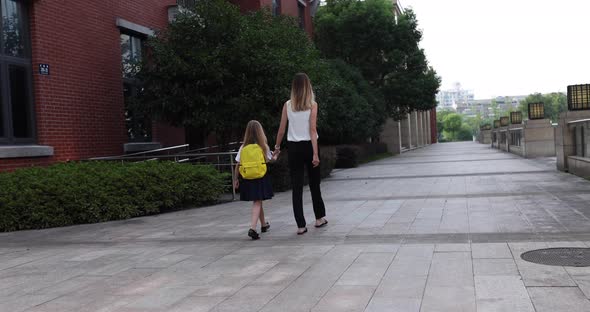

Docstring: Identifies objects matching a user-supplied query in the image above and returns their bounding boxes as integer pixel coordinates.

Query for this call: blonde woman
[274,73,328,235]
[234,120,273,240]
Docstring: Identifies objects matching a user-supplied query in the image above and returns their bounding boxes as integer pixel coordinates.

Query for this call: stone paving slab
[2,142,590,311]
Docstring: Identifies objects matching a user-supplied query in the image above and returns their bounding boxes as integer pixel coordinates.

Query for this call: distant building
[454,95,528,119]
[436,83,475,111]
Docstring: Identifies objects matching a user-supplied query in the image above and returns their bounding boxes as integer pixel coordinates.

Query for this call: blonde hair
[242,120,270,159]
[290,73,315,112]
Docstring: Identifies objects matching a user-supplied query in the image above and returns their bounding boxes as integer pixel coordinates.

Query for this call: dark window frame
[0,0,35,145]
[297,1,305,30]
[120,30,152,143]
[272,0,281,16]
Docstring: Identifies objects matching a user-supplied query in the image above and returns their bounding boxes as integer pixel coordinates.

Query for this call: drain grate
[521,248,590,267]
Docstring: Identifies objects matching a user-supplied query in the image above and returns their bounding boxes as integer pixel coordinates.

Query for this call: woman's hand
[312,154,320,167]
[233,178,239,189]
[272,149,281,161]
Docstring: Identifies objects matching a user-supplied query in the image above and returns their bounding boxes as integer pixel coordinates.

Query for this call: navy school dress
[236,145,274,201]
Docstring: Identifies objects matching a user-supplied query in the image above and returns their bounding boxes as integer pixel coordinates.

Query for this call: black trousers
[287,141,326,228]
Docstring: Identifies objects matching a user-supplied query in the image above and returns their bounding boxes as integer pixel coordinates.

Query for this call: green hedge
[335,142,389,168]
[0,161,226,232]
[268,146,336,192]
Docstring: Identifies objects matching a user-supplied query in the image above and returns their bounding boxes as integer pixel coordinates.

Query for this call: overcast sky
[401,0,590,99]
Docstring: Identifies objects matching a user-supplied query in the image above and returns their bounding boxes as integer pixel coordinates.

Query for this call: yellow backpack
[239,144,267,180]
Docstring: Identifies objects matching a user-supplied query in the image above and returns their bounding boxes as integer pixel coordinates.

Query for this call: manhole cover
[521,248,590,267]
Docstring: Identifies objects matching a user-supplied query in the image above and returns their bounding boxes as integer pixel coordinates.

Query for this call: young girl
[234,120,274,240]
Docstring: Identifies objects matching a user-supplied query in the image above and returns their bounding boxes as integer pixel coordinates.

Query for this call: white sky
[401,0,590,99]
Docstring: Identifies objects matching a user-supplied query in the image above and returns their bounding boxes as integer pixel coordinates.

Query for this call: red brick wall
[232,0,313,36]
[2,0,312,171]
[431,108,438,143]
[1,1,176,171]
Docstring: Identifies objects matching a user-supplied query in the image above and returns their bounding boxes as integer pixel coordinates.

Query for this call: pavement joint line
[7,231,590,248]
[361,157,522,166]
[323,189,590,201]
[327,170,557,181]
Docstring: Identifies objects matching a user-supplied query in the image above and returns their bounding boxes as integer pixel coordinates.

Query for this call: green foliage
[314,1,441,120]
[437,112,473,142]
[313,59,385,144]
[457,124,474,141]
[436,109,454,139]
[518,92,567,122]
[443,113,462,134]
[0,162,226,232]
[138,0,319,142]
[138,0,383,145]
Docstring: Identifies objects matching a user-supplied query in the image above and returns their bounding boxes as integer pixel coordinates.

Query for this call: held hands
[312,154,320,167]
[272,148,281,161]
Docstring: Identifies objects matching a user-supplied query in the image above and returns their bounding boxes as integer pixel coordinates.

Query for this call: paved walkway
[2,142,590,311]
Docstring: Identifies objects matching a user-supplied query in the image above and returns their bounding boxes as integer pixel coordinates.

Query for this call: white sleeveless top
[287,101,318,142]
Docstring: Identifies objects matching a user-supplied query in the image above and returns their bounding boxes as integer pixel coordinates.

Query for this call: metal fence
[89,143,241,200]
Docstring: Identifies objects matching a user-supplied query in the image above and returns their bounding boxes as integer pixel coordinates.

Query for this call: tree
[314,59,385,144]
[436,109,454,141]
[457,124,474,141]
[137,0,320,145]
[442,113,462,140]
[136,0,382,146]
[518,92,567,122]
[314,0,440,121]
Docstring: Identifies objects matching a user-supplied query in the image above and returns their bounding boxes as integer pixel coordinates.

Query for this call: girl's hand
[234,179,239,189]
[312,154,320,167]
[272,149,280,161]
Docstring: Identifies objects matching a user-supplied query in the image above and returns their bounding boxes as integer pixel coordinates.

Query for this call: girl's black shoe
[261,222,270,233]
[248,229,260,240]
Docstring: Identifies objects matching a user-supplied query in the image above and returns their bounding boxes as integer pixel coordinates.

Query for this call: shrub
[335,145,363,168]
[267,146,336,192]
[335,142,389,168]
[0,162,226,232]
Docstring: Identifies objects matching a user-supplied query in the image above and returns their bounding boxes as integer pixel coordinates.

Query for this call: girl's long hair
[290,73,315,112]
[242,120,270,159]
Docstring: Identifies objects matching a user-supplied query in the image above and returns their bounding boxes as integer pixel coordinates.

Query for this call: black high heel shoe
[248,229,260,240]
[261,222,270,233]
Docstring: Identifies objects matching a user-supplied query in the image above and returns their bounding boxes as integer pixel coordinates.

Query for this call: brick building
[0,0,315,171]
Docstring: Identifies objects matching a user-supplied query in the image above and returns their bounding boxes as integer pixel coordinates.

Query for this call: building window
[0,0,34,144]
[120,32,151,142]
[272,0,281,16]
[510,130,521,147]
[298,1,305,30]
[574,125,587,158]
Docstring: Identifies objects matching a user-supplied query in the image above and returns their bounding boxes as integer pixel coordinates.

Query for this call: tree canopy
[518,92,567,122]
[137,1,319,143]
[135,0,385,145]
[314,0,441,120]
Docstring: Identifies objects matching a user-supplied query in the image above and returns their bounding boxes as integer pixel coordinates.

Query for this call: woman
[274,73,328,235]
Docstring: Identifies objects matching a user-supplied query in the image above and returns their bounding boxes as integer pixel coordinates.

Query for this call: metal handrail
[90,152,237,161]
[568,118,590,125]
[183,142,242,154]
[90,151,240,200]
[124,144,189,156]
